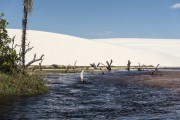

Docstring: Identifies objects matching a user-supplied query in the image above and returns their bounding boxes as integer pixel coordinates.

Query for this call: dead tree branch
[138,62,145,71]
[10,36,44,72]
[90,63,100,69]
[127,60,131,71]
[25,54,44,68]
[151,64,160,75]
[11,36,17,50]
[39,58,44,71]
[90,62,100,74]
[73,60,77,74]
[25,46,34,54]
[101,59,113,72]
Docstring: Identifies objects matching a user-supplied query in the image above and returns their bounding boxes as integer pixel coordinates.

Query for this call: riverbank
[130,71,180,92]
[107,70,180,92]
[42,68,180,93]
[28,66,180,74]
[0,73,49,96]
[0,69,180,119]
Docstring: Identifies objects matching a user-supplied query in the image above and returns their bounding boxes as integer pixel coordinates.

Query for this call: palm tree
[21,0,33,72]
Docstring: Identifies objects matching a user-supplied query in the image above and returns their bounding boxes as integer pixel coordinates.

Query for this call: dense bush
[51,64,59,69]
[0,13,49,96]
[0,13,19,74]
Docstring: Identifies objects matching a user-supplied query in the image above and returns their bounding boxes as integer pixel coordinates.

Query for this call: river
[1,72,180,119]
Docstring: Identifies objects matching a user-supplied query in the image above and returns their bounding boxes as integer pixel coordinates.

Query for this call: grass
[0,73,49,96]
[28,65,156,74]
[32,69,92,74]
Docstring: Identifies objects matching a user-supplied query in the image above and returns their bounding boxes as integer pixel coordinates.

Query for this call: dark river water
[1,72,180,120]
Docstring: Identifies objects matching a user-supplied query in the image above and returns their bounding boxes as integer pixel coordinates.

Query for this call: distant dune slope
[7,29,180,66]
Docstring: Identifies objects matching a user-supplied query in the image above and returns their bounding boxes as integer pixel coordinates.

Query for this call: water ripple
[1,72,180,119]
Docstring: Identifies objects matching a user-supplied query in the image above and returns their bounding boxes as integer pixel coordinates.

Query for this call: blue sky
[0,0,180,39]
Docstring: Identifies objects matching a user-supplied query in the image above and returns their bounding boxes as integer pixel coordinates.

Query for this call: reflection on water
[1,72,180,119]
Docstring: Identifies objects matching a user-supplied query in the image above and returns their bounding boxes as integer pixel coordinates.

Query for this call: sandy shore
[119,70,180,92]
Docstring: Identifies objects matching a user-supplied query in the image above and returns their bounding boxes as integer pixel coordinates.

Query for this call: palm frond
[24,0,33,14]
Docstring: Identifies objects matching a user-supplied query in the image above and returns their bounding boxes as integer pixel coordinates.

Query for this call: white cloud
[170,3,180,9]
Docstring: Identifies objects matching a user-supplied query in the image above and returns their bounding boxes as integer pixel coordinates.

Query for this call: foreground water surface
[1,72,180,120]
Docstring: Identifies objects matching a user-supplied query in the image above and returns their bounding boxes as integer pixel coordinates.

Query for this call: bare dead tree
[90,62,101,74]
[101,59,113,72]
[24,42,34,55]
[39,58,43,71]
[9,36,23,72]
[73,60,77,74]
[23,43,44,70]
[127,60,131,71]
[11,35,44,73]
[90,63,100,69]
[137,62,141,71]
[11,36,18,50]
[151,64,160,75]
[106,59,113,71]
[138,62,145,71]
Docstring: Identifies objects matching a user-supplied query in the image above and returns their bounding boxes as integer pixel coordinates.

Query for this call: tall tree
[21,0,33,72]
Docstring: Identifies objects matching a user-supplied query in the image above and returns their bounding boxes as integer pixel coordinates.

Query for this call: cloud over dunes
[170,3,180,9]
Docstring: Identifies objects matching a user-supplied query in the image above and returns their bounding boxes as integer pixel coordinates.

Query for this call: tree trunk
[21,1,28,73]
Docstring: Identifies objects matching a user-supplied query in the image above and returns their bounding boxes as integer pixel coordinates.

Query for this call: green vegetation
[27,65,157,74]
[0,13,49,96]
[0,73,48,96]
[0,13,19,74]
[32,69,89,74]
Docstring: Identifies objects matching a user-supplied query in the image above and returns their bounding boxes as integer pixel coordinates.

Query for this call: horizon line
[7,28,180,40]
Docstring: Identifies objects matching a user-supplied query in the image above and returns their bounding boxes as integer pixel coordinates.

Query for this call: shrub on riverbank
[0,73,49,96]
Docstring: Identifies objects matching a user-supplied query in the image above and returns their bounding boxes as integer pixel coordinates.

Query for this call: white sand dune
[7,29,180,67]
